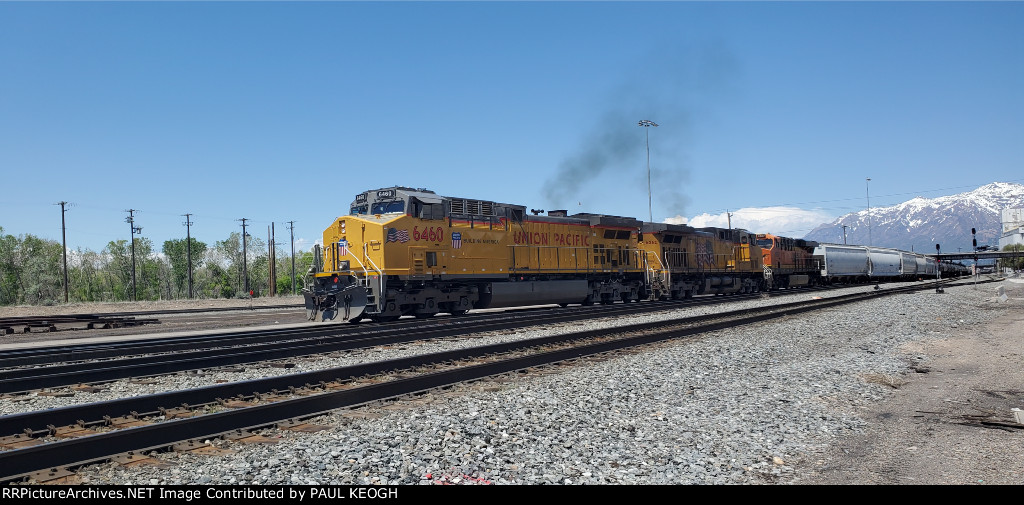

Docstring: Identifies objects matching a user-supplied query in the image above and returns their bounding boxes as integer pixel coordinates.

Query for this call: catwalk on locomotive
[302,187,966,322]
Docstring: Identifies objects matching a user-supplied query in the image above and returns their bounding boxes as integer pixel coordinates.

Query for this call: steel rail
[0,289,829,393]
[0,281,945,483]
[0,291,769,371]
[0,282,944,440]
[0,286,828,369]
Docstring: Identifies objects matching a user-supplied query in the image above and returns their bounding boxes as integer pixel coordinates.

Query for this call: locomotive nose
[329,284,369,322]
[303,276,370,323]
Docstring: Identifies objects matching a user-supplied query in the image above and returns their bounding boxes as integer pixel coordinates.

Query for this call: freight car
[810,244,968,282]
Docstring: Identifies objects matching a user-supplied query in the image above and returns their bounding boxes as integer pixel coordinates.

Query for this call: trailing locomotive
[302,186,966,322]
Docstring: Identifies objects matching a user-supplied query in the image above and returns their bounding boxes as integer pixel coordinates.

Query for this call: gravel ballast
[4,281,1013,485]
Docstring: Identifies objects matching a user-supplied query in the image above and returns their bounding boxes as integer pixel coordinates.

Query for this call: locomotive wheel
[305,306,318,321]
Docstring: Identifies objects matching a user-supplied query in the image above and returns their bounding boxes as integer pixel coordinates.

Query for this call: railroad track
[0,303,300,335]
[0,287,841,395]
[0,279,971,483]
[0,315,161,335]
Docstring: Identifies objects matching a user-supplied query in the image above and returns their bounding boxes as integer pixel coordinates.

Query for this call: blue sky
[2,1,1022,253]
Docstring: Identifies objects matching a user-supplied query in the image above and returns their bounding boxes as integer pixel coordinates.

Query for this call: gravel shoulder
[792,279,1024,485]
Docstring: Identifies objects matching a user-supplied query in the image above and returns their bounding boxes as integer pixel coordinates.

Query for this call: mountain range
[803,182,1024,253]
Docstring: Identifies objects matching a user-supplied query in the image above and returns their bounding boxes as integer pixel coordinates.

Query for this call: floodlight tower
[638,120,659,222]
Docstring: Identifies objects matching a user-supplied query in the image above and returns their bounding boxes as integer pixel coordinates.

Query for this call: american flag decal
[386,228,410,243]
[338,240,348,257]
[451,232,462,249]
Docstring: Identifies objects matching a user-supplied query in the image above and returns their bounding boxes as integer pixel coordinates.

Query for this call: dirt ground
[793,279,1024,485]
[0,296,311,346]
[0,295,306,318]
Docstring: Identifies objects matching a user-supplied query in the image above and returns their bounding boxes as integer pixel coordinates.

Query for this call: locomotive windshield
[755,238,775,250]
[371,200,405,214]
[350,205,368,215]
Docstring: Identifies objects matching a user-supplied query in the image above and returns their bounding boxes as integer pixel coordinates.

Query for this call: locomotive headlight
[339,261,350,271]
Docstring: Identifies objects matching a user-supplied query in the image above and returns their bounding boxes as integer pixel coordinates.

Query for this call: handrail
[363,244,385,312]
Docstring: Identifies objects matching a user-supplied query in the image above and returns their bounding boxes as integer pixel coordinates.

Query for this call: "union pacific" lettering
[513,232,591,246]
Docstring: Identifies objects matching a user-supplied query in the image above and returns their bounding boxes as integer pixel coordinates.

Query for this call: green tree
[0,227,19,304]
[14,233,64,305]
[102,239,134,301]
[999,244,1024,272]
[69,248,106,302]
[212,232,266,298]
[163,237,207,298]
[276,250,316,295]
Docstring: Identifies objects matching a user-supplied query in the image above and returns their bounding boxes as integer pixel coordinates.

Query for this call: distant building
[999,208,1024,249]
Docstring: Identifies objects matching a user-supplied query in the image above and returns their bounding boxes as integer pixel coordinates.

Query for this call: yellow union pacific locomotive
[303,187,769,322]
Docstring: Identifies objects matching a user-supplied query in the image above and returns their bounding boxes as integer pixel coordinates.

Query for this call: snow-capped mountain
[803,182,1024,252]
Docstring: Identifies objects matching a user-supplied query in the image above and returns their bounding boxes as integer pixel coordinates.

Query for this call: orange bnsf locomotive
[302,187,769,322]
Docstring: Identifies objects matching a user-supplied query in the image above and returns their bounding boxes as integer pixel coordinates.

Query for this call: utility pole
[726,210,733,230]
[183,213,194,299]
[238,218,249,296]
[866,177,872,246]
[287,221,296,295]
[57,201,70,303]
[125,209,141,301]
[841,225,849,245]
[268,223,277,297]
